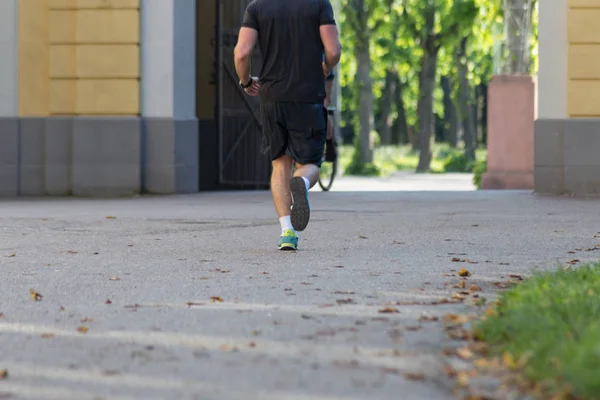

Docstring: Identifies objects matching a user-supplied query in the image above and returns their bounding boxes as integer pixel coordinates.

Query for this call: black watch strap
[240,78,253,89]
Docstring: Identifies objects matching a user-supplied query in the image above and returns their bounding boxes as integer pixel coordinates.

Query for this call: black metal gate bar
[216,0,271,187]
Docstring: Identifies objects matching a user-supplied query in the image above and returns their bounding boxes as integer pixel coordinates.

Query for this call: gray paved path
[1,182,599,399]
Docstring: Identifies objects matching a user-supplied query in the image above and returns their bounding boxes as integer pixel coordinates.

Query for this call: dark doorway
[196,0,271,191]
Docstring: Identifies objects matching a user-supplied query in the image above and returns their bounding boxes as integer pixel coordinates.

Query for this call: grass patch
[338,144,487,177]
[475,263,600,399]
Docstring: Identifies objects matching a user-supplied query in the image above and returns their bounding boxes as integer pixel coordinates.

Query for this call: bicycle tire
[318,158,337,191]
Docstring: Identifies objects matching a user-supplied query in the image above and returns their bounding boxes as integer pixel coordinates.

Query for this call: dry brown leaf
[567,259,580,265]
[110,276,120,281]
[248,341,257,348]
[210,296,224,303]
[508,274,523,280]
[0,369,7,379]
[336,298,355,305]
[105,298,112,305]
[452,257,464,263]
[469,284,482,292]
[457,268,471,277]
[40,333,55,339]
[378,307,400,314]
[105,216,117,220]
[215,268,230,273]
[7,253,16,258]
[444,314,471,324]
[402,372,425,381]
[456,347,474,360]
[30,289,43,301]
[455,280,466,289]
[451,293,466,301]
[77,326,89,334]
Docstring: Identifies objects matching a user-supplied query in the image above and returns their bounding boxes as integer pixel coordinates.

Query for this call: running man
[234,0,342,250]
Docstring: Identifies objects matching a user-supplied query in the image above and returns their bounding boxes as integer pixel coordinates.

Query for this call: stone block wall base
[534,118,600,195]
[0,116,199,197]
[482,171,534,190]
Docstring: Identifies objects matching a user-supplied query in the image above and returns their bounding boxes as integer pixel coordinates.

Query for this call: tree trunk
[392,76,409,144]
[378,69,396,145]
[441,75,458,147]
[503,0,533,74]
[355,36,374,163]
[455,37,476,162]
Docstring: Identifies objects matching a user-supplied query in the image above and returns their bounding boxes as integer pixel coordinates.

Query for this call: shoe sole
[290,177,310,231]
[279,244,297,251]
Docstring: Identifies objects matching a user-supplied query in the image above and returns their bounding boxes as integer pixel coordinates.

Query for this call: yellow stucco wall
[18,0,140,116]
[568,0,600,117]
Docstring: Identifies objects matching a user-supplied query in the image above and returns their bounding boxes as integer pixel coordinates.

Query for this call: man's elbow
[325,45,342,64]
[234,46,251,63]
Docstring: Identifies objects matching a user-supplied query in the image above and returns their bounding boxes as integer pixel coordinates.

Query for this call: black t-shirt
[242,0,336,104]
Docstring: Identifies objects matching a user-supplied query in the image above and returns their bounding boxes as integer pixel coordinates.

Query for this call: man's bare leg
[294,163,320,188]
[271,154,294,218]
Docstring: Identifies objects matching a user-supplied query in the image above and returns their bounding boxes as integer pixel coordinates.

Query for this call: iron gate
[216,0,271,187]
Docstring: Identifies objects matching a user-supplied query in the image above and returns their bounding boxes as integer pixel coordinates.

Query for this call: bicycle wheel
[318,155,337,191]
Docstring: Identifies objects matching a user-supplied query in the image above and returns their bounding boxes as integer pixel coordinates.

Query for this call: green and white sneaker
[279,229,298,251]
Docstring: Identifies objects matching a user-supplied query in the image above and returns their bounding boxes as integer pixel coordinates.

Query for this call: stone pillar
[533,0,568,194]
[0,0,18,196]
[482,76,536,190]
[141,0,199,194]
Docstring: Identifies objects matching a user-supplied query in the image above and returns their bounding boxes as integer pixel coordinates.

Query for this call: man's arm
[234,27,258,85]
[234,3,261,95]
[319,0,342,75]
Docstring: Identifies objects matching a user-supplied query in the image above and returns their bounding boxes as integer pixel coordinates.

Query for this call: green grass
[338,143,487,177]
[475,263,600,399]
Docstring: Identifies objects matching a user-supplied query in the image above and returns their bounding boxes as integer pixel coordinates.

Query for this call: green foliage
[475,263,600,399]
[442,150,474,173]
[344,136,381,176]
[472,157,487,189]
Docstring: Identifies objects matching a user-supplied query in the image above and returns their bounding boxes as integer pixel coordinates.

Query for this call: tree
[402,0,478,172]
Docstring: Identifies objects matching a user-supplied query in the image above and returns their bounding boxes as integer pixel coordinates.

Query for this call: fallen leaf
[378,307,400,314]
[215,268,230,273]
[567,259,580,265]
[248,341,257,348]
[197,276,210,280]
[210,296,224,303]
[451,293,466,301]
[105,299,112,305]
[444,314,471,325]
[110,276,120,281]
[469,284,482,292]
[457,268,471,277]
[466,259,478,264]
[30,289,43,301]
[358,235,368,239]
[333,265,345,268]
[59,306,65,311]
[40,333,55,339]
[402,372,425,381]
[452,258,464,263]
[0,369,7,379]
[336,298,355,305]
[508,274,523,280]
[6,253,15,258]
[105,216,117,219]
[455,280,466,289]
[419,315,439,322]
[392,241,405,244]
[456,347,474,360]
[457,371,471,386]
[567,251,576,254]
[66,250,78,254]
[77,326,89,334]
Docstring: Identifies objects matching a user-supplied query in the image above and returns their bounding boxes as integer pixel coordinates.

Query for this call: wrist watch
[240,78,253,89]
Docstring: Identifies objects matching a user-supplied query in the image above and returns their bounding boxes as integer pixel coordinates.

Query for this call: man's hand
[322,61,331,77]
[243,77,260,96]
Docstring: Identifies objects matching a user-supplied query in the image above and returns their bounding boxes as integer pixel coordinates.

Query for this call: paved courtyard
[1,174,599,400]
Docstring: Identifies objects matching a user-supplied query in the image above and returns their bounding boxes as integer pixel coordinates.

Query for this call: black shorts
[260,101,327,167]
